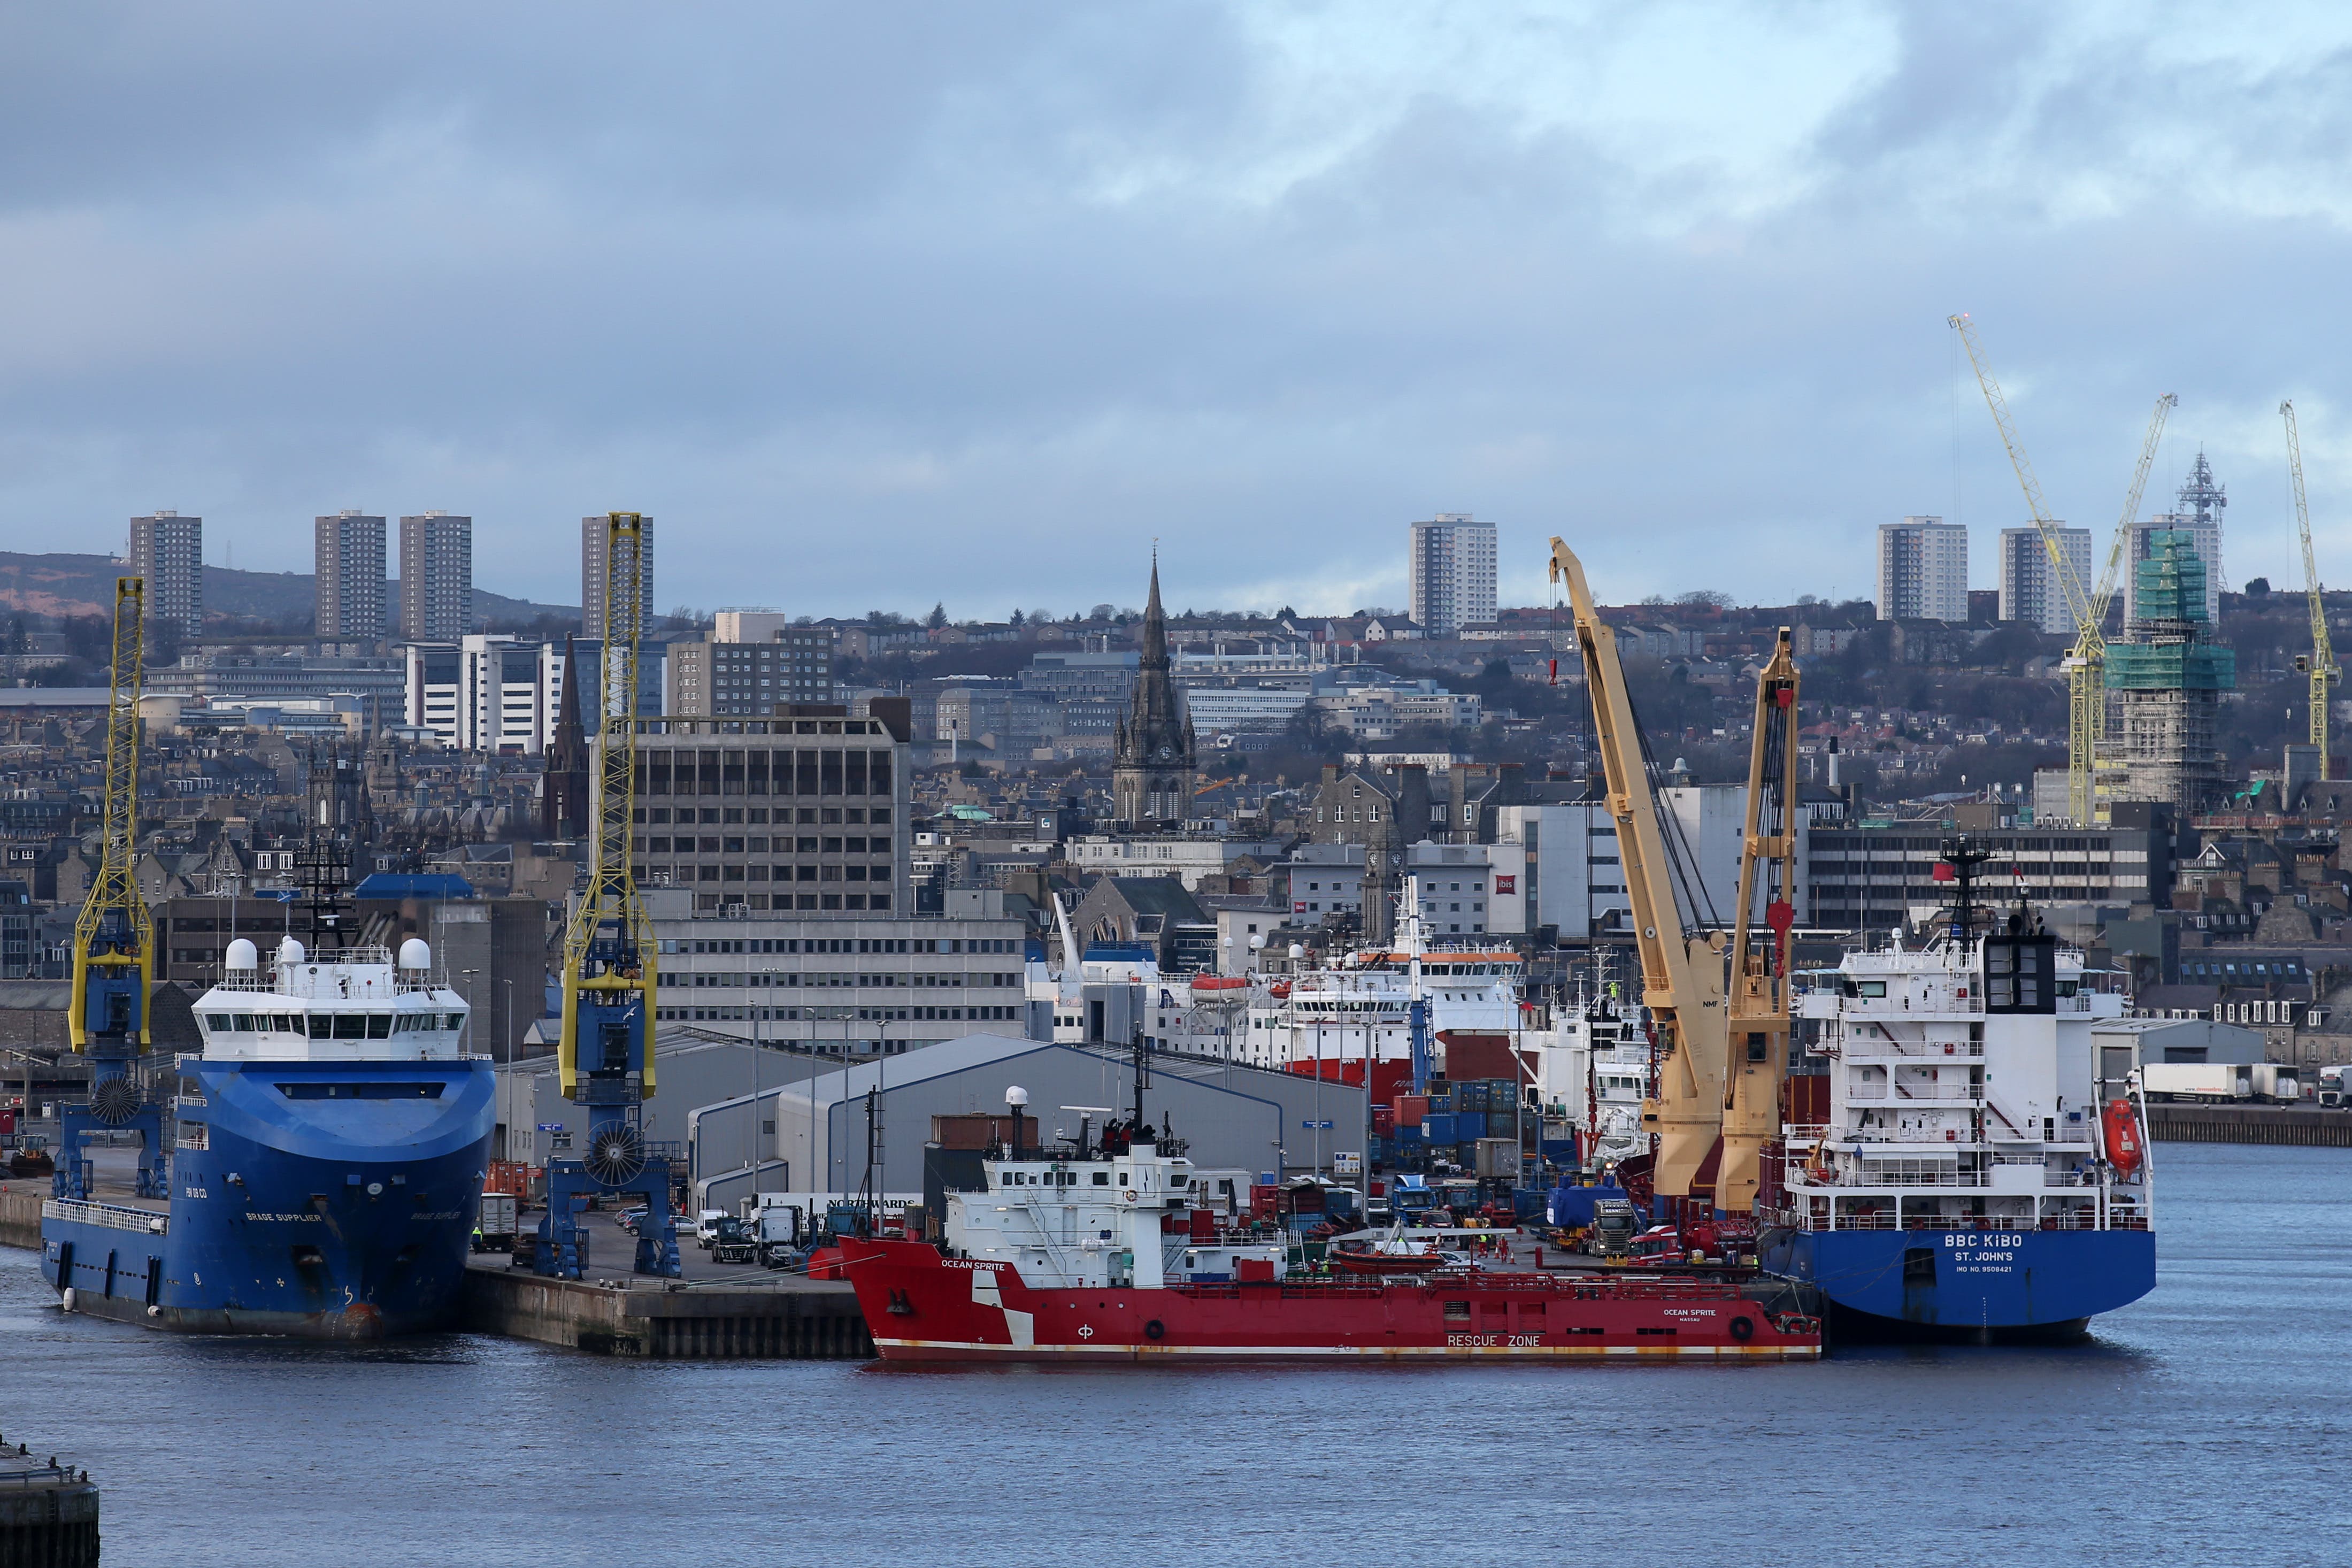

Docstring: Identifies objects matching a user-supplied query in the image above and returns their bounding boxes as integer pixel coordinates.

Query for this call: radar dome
[278,935,306,966]
[1005,1085,1030,1108]
[398,938,432,971]
[224,937,258,971]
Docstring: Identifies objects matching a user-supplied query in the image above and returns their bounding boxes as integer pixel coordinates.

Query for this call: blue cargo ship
[42,933,494,1338]
[1757,887,2156,1342]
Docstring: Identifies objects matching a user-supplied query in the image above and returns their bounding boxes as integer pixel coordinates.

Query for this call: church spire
[1141,545,1168,671]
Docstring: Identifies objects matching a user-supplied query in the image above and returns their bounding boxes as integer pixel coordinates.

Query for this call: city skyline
[3,9,2350,614]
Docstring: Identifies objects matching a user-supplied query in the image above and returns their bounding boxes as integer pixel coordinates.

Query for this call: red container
[1396,1095,1428,1128]
[1189,1209,1217,1241]
[1371,1106,1397,1135]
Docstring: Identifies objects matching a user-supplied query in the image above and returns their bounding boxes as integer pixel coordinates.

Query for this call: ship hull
[1759,1225,2155,1341]
[842,1239,1820,1362]
[43,1058,495,1339]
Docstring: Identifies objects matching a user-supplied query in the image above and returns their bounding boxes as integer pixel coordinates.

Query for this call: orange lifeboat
[2102,1099,2143,1175]
[1189,975,1250,992]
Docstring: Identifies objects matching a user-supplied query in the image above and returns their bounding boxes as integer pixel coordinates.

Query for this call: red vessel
[841,1238,1817,1361]
[835,1119,1819,1362]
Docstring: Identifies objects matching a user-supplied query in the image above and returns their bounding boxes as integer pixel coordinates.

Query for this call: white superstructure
[1770,915,2150,1235]
[189,935,474,1063]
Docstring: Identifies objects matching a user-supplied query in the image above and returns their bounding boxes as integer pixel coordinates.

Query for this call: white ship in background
[1029,877,1592,1120]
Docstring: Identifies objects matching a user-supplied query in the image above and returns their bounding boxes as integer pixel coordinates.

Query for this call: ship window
[276,1082,447,1100]
[309,1014,335,1037]
[1443,1300,1471,1321]
[332,1014,368,1040]
[367,1014,393,1039]
[232,1014,256,1032]
[1093,1172,1110,1185]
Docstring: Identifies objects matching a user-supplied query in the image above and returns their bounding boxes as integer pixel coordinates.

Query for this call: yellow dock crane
[59,578,166,1200]
[2283,401,2338,778]
[1551,537,1727,1204]
[1717,628,1801,1217]
[537,513,680,1278]
[1951,313,2174,823]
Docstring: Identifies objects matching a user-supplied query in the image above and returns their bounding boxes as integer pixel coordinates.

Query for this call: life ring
[1144,1319,1165,1341]
[1729,1315,1755,1342]
[1123,1190,1138,1203]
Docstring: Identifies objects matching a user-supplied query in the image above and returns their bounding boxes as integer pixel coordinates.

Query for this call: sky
[5,2,2352,620]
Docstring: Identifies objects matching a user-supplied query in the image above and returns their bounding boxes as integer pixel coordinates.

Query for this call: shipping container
[1426,1113,1457,1144]
[1455,1111,1487,1141]
[1395,1095,1429,1128]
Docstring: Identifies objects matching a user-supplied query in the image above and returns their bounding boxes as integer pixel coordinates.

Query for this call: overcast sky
[5,2,2352,619]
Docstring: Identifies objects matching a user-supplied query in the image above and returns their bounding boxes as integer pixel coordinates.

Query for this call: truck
[2319,1065,2350,1110]
[707,1216,757,1265]
[2139,1062,2301,1105]
[472,1192,519,1254]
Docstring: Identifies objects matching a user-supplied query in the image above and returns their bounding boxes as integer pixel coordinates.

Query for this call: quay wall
[0,1187,40,1250]
[459,1265,874,1359]
[2147,1104,2352,1149]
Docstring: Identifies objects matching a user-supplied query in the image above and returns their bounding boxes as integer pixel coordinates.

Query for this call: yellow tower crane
[59,577,166,1200]
[1950,313,2173,823]
[1551,536,1727,1204]
[536,512,678,1279]
[1717,628,1801,1217]
[2283,401,2338,778]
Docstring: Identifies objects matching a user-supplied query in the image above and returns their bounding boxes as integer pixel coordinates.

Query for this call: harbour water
[3,1143,2345,1566]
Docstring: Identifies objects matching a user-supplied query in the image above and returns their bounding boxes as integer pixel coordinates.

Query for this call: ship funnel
[278,935,306,966]
[398,937,433,971]
[225,937,258,971]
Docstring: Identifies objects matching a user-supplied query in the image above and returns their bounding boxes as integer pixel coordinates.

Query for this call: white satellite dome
[1004,1084,1030,1108]
[278,935,306,965]
[398,937,432,971]
[224,937,258,971]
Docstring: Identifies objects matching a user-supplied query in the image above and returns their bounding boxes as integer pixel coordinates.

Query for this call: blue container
[1456,1111,1488,1141]
[1426,1113,1457,1144]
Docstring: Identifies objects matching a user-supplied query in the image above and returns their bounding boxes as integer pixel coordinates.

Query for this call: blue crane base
[534,1157,682,1280]
[52,1105,165,1202]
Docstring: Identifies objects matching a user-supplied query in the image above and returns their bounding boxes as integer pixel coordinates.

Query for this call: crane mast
[537,513,680,1279]
[1718,628,1801,1216]
[2284,401,2338,778]
[58,578,166,1200]
[1951,314,2174,825]
[1551,537,1727,1204]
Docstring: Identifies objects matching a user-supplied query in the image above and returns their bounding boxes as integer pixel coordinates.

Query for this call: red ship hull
[839,1239,1820,1362]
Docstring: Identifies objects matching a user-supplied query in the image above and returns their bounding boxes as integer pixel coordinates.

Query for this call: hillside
[0,551,576,628]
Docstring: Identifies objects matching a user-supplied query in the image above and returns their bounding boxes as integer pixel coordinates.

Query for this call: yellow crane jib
[69,577,153,1052]
[2284,401,2338,778]
[1718,628,1801,1216]
[60,577,167,1200]
[1550,537,1727,1204]
[1951,312,2173,826]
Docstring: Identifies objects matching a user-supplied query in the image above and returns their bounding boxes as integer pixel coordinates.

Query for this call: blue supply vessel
[1757,885,2156,1342]
[42,933,494,1338]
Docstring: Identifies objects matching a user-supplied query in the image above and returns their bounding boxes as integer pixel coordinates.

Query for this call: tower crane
[1717,628,1800,1216]
[58,578,165,1201]
[2282,401,2337,778]
[537,513,681,1279]
[1550,537,1727,1204]
[1951,313,2174,823]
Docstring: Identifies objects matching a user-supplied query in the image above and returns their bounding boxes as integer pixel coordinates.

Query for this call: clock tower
[1112,553,1196,826]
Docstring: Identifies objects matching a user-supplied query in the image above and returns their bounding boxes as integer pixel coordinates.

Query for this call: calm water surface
[2,1142,2346,1567]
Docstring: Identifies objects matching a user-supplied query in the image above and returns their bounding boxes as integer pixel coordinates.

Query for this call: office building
[627,710,912,916]
[1493,785,1804,941]
[1408,513,1497,640]
[1876,516,1969,622]
[582,514,655,636]
[1997,524,2091,634]
[1804,813,2173,934]
[314,511,387,640]
[127,512,203,639]
[665,624,839,716]
[403,633,583,754]
[398,512,473,641]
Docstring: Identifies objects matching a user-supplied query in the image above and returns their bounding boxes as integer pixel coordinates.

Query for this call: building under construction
[2107,528,2235,816]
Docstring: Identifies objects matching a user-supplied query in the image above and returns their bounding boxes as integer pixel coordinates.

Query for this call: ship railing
[1839,1041,1983,1060]
[1889,1083,1976,1101]
[42,1199,167,1235]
